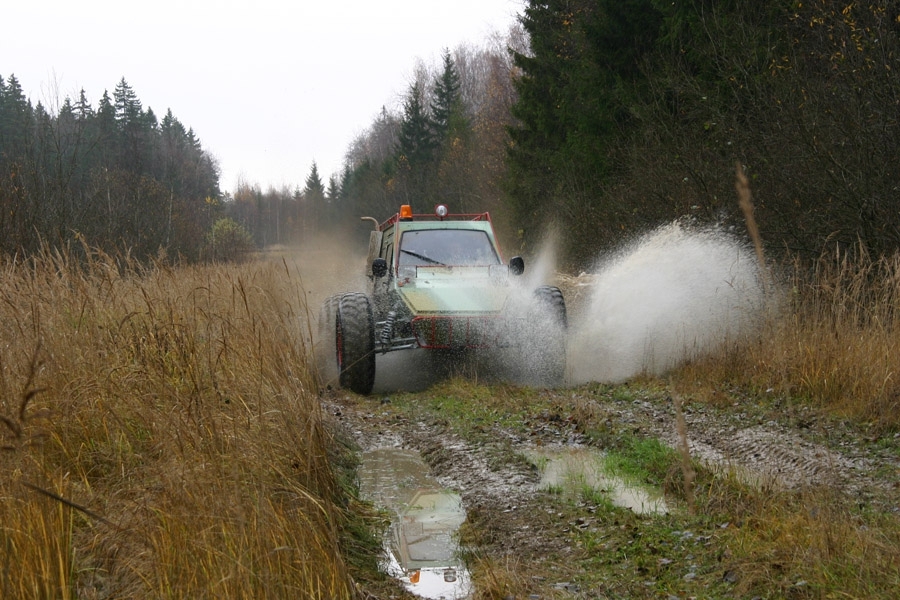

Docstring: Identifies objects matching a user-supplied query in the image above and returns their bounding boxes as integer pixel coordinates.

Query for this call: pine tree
[0,74,33,159]
[430,49,464,143]
[113,77,142,126]
[397,82,436,203]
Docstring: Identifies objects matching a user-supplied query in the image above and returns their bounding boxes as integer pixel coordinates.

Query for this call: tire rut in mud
[332,389,900,520]
[326,386,900,597]
[586,394,900,507]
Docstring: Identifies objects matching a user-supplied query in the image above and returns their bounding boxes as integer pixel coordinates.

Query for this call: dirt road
[325,376,900,599]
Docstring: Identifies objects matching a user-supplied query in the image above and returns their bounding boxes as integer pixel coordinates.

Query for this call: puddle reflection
[359,448,472,599]
[527,447,669,515]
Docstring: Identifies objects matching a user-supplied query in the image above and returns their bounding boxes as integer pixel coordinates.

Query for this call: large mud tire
[316,295,341,389]
[336,293,376,395]
[529,285,567,386]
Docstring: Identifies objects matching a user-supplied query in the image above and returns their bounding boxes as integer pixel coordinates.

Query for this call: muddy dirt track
[281,235,900,597]
[324,378,900,599]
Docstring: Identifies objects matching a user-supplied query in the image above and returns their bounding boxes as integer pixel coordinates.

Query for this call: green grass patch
[603,437,679,486]
[389,377,551,441]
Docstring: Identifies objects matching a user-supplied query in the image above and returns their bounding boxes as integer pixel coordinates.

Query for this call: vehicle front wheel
[529,285,567,386]
[335,293,376,395]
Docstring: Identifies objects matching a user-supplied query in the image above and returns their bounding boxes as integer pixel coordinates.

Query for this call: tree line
[4,0,899,267]
[504,0,900,266]
[328,0,900,268]
[222,35,525,257]
[0,75,220,260]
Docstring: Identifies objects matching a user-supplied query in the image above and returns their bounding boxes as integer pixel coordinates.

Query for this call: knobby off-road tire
[335,293,376,395]
[316,295,341,389]
[530,285,567,386]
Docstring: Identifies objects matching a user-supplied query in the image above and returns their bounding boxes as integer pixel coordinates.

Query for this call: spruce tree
[506,0,663,259]
[304,161,325,199]
[398,82,435,169]
[95,89,117,166]
[397,82,436,203]
[303,161,326,231]
[74,89,93,120]
[113,77,141,126]
[326,175,340,204]
[0,74,32,158]
[430,49,464,143]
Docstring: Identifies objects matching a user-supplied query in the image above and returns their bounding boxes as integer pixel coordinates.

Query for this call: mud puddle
[358,448,472,599]
[527,447,669,515]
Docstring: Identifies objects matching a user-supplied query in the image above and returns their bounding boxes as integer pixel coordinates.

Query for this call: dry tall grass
[0,246,359,598]
[667,204,900,595]
[676,165,900,430]
[678,245,900,431]
[776,249,900,428]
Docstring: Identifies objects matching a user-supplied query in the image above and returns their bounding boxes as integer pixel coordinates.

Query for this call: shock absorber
[380,311,397,347]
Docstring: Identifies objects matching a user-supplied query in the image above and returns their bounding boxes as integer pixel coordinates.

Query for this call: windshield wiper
[400,249,446,266]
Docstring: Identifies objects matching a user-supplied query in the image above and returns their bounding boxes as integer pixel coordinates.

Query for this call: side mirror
[509,256,525,276]
[372,257,388,278]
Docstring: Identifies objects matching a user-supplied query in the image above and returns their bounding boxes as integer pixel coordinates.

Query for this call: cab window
[398,229,500,267]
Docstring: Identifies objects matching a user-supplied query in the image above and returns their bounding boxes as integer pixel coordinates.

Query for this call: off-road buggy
[318,204,566,394]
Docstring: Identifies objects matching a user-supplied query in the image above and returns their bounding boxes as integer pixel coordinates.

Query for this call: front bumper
[410,315,511,350]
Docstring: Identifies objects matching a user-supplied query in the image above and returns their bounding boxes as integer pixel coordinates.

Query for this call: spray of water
[302,220,766,391]
[567,221,766,384]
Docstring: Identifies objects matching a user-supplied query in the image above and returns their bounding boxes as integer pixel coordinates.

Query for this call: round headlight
[435,204,449,218]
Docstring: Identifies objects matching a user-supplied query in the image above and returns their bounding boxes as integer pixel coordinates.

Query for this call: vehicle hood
[396,266,511,315]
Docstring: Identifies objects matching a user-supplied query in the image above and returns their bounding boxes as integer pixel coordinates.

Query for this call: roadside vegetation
[0,247,375,598]
[680,247,900,433]
[1,237,899,597]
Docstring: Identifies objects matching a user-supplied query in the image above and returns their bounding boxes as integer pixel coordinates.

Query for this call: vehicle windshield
[398,229,500,267]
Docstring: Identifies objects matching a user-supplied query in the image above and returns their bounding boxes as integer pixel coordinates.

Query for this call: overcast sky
[4,0,523,193]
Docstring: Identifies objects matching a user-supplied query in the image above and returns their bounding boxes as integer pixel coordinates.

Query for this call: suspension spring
[380,311,397,346]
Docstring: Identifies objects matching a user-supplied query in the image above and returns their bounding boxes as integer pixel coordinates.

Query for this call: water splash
[568,221,765,383]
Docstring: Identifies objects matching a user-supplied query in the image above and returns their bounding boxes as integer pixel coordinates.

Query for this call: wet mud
[526,446,669,515]
[329,386,900,598]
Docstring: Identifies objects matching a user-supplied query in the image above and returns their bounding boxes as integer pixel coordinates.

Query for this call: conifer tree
[95,90,116,167]
[326,175,340,204]
[74,89,93,120]
[397,82,436,203]
[303,161,326,232]
[304,161,325,199]
[506,0,663,259]
[0,75,32,158]
[430,49,464,143]
[113,77,141,126]
[398,82,434,169]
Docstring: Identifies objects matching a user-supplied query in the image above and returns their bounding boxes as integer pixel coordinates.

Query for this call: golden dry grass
[0,246,359,598]
[657,171,900,596]
[671,166,900,428]
[675,246,900,431]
